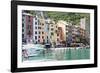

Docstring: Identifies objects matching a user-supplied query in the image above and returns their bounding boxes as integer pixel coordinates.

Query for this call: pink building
[26,15,33,43]
[22,12,34,44]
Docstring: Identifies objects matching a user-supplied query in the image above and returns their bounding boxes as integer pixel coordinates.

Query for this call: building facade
[22,11,90,47]
[22,12,33,44]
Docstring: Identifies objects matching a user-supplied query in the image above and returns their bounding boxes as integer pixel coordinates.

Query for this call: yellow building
[56,20,68,46]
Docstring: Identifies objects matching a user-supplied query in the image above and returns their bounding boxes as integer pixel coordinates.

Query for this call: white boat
[22,44,44,57]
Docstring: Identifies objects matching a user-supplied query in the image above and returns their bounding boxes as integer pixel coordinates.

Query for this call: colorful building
[22,12,33,44]
[56,20,67,47]
[22,11,89,47]
[32,11,46,44]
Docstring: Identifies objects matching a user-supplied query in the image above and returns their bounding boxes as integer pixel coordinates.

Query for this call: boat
[22,44,44,57]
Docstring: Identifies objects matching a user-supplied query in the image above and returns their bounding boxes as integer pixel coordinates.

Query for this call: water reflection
[22,47,90,61]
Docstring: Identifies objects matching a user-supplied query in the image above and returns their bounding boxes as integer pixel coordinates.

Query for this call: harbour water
[22,47,90,61]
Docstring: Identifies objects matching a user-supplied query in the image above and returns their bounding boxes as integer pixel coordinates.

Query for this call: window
[57,38,59,41]
[42,23,44,26]
[51,25,53,27]
[35,22,37,25]
[66,25,68,28]
[58,27,61,30]
[22,19,24,21]
[28,30,31,35]
[35,36,37,39]
[38,27,41,29]
[42,32,44,34]
[66,32,68,35]
[55,30,57,33]
[22,29,24,32]
[51,32,54,35]
[51,28,53,31]
[56,26,57,28]
[38,36,40,38]
[39,31,41,34]
[36,41,37,44]
[35,31,37,34]
[57,34,59,36]
[22,23,24,27]
[22,34,24,38]
[35,27,37,29]
[35,18,37,20]
[42,36,44,39]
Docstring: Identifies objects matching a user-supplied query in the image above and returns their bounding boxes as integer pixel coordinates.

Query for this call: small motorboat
[22,44,44,57]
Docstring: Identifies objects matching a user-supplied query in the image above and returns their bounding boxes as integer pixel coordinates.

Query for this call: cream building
[56,20,68,46]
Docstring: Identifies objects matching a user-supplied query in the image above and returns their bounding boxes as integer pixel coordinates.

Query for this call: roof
[22,12,34,16]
